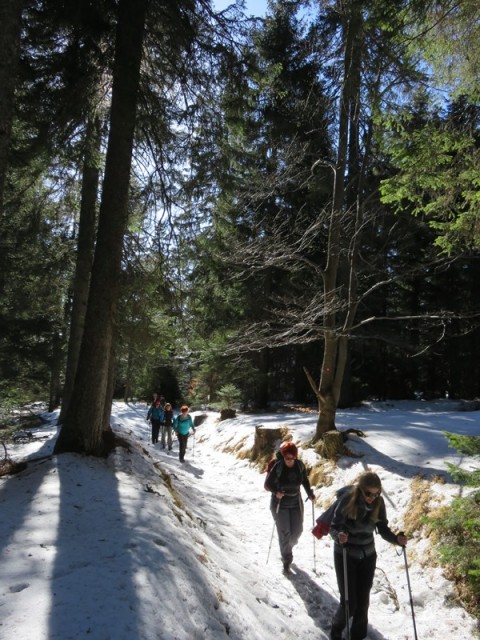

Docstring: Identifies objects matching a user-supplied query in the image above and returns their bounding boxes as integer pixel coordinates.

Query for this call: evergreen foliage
[216,383,242,410]
[426,432,480,618]
[1,0,480,434]
[381,95,480,253]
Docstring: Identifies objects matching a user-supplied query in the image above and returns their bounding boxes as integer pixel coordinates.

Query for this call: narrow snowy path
[133,415,395,640]
[129,416,336,639]
[126,407,477,640]
[2,402,477,639]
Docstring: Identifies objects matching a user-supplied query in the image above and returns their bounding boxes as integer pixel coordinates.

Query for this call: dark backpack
[312,486,352,539]
[264,455,305,491]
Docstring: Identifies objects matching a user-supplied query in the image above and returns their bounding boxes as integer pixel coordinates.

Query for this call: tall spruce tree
[55,0,148,455]
[197,0,446,436]
[0,0,24,219]
[182,0,333,408]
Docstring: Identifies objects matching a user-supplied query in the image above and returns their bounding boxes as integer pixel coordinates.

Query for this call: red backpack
[264,456,281,490]
[312,485,352,539]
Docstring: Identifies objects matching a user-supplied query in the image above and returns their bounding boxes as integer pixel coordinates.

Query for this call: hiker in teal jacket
[173,405,195,462]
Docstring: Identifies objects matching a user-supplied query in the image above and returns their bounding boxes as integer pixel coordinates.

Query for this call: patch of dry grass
[157,467,188,514]
[308,460,335,489]
[223,435,250,456]
[402,475,437,538]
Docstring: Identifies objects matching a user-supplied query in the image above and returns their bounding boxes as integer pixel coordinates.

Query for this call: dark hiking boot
[282,561,291,573]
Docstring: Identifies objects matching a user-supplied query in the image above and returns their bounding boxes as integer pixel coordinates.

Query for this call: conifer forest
[1,0,479,454]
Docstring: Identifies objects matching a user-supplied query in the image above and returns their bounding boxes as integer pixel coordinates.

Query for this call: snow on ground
[0,399,479,639]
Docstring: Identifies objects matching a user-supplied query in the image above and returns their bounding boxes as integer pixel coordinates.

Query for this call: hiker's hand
[397,533,407,546]
[338,531,349,544]
[309,494,316,502]
[275,491,285,500]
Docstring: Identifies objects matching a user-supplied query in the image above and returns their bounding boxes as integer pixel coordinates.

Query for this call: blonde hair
[343,471,383,521]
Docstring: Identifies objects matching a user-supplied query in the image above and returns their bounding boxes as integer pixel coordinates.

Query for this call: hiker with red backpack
[264,441,315,573]
[328,471,407,640]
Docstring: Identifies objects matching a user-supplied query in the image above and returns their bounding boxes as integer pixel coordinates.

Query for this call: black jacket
[265,459,314,508]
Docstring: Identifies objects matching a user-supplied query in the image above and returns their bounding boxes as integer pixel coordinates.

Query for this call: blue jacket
[173,414,195,435]
[147,405,165,422]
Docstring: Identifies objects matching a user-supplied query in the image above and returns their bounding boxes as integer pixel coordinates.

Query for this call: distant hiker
[146,399,164,444]
[329,471,407,640]
[162,402,174,451]
[173,405,195,463]
[264,441,315,573]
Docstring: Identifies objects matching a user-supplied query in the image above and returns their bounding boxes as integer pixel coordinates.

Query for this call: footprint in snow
[9,583,30,593]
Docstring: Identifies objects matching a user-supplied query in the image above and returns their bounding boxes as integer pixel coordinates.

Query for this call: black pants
[151,419,161,444]
[177,433,189,461]
[331,549,376,640]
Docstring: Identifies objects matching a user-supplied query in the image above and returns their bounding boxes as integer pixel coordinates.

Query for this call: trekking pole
[266,501,280,564]
[311,500,317,574]
[400,539,418,640]
[342,544,351,640]
[192,430,195,460]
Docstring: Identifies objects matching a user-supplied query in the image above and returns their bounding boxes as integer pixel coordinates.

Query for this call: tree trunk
[48,330,63,412]
[58,114,102,423]
[55,0,148,455]
[315,0,363,440]
[0,0,24,218]
[0,0,24,307]
[123,341,134,403]
[102,340,116,449]
[316,392,338,435]
[255,346,270,409]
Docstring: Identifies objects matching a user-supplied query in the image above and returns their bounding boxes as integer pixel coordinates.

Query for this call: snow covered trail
[121,404,477,640]
[1,401,478,639]
[122,413,333,639]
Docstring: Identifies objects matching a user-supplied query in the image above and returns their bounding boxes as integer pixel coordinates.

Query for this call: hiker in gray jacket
[264,441,315,573]
[329,471,407,640]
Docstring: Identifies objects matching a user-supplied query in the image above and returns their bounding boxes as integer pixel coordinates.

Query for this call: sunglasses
[363,490,380,498]
[284,456,296,461]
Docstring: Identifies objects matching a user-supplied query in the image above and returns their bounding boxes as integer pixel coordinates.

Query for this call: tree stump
[219,408,236,421]
[322,430,345,459]
[194,414,208,427]
[252,425,284,462]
